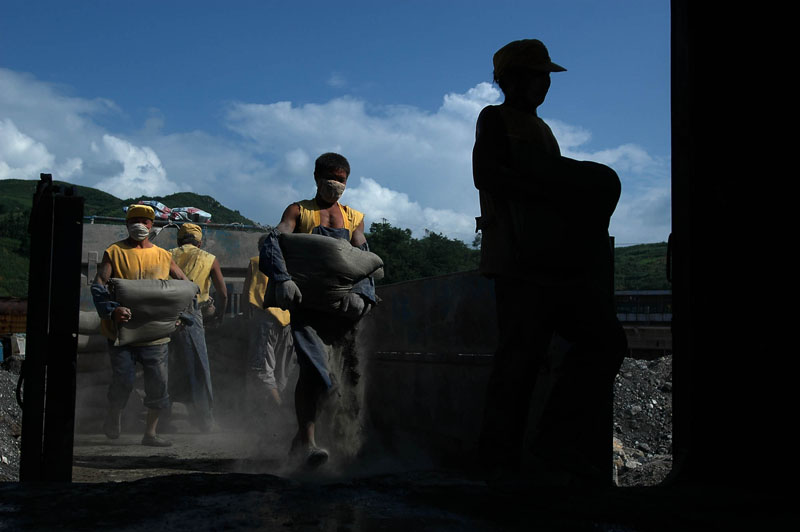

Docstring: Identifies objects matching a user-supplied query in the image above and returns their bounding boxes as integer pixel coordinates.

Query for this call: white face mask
[127,223,150,241]
[316,179,346,203]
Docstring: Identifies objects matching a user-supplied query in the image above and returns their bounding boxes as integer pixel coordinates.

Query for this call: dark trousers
[168,306,213,427]
[479,275,627,480]
[108,342,170,411]
[291,309,362,455]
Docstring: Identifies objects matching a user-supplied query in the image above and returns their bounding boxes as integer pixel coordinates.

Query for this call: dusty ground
[2,353,673,485]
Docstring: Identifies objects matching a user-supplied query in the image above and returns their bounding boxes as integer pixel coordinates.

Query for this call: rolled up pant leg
[136,344,170,411]
[108,344,137,410]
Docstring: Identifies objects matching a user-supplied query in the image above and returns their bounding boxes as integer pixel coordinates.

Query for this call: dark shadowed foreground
[1,468,794,531]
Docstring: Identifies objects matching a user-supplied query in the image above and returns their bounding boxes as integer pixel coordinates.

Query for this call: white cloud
[94,135,179,198]
[0,67,669,244]
[346,177,476,241]
[327,72,347,88]
[0,117,55,178]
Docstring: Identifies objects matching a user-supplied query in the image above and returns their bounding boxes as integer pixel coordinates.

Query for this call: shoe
[288,437,329,470]
[103,411,121,440]
[305,447,329,470]
[141,434,173,447]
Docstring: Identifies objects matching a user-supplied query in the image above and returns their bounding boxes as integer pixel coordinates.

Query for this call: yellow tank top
[245,256,290,326]
[106,240,172,280]
[296,199,364,239]
[170,244,215,302]
[102,240,172,343]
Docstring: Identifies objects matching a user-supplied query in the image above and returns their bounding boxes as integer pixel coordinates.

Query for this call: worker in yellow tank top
[294,198,364,238]
[169,223,226,308]
[91,204,187,448]
[259,152,376,470]
[243,234,295,413]
[166,223,227,433]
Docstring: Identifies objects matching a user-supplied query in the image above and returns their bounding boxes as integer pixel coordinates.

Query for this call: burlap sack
[79,310,102,335]
[264,233,384,313]
[108,278,199,346]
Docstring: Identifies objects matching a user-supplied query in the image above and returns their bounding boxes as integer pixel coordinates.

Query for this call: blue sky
[1,0,670,244]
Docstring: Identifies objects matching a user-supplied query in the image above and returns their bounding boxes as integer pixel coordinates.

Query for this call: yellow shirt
[245,256,290,327]
[102,240,172,343]
[170,244,215,303]
[106,240,172,280]
[296,199,364,239]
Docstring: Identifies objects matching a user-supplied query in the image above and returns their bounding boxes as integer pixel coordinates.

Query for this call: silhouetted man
[473,39,627,487]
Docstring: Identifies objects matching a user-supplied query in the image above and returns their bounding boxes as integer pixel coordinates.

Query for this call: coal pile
[0,356,22,481]
[613,355,673,486]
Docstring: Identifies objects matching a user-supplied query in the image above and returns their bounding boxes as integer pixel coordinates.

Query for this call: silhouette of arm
[473,106,621,213]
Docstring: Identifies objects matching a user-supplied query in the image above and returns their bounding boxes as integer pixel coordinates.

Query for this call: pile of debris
[613,355,673,486]
[0,356,22,481]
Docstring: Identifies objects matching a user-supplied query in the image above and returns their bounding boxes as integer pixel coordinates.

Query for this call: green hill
[614,242,670,290]
[0,179,259,225]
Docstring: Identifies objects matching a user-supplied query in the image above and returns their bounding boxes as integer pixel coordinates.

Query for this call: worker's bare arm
[276,203,301,234]
[351,219,367,248]
[169,260,188,281]
[93,254,112,285]
[210,258,228,314]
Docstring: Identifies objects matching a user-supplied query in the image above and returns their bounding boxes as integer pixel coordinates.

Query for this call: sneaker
[305,447,329,470]
[288,437,329,470]
[141,434,173,447]
[103,411,121,440]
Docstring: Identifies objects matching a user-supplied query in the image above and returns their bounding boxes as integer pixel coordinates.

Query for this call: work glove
[275,279,302,310]
[340,292,372,320]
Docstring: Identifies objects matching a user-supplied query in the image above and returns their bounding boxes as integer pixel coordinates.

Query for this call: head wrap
[493,39,566,80]
[178,223,203,242]
[125,204,155,221]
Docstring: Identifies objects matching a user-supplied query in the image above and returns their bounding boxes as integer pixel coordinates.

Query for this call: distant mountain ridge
[0,179,260,225]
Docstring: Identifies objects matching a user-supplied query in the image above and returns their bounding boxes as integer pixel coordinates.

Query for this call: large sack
[79,311,102,335]
[265,233,383,312]
[77,334,108,353]
[108,278,199,346]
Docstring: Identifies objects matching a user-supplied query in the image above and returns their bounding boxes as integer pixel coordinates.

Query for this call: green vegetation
[614,242,669,290]
[367,221,669,290]
[0,237,29,297]
[366,221,481,285]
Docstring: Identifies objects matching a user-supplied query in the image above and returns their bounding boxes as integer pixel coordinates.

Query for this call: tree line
[365,221,481,285]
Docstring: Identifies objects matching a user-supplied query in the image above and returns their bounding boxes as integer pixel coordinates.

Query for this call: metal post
[19,174,84,482]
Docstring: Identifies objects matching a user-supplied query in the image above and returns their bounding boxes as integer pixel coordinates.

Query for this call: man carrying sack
[260,152,381,470]
[91,204,191,447]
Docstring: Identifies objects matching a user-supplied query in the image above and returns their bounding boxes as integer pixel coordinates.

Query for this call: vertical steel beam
[19,174,84,482]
